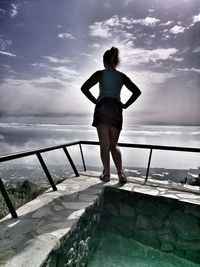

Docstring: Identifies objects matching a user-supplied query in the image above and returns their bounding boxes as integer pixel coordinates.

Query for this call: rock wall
[101,187,200,264]
[43,195,103,267]
[43,187,200,266]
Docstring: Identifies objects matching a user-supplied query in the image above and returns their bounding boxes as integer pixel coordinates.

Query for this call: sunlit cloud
[171,67,200,75]
[193,47,200,53]
[88,15,160,40]
[193,12,200,23]
[161,21,174,26]
[80,53,101,65]
[169,25,185,34]
[0,77,80,116]
[190,68,200,74]
[148,8,155,13]
[91,43,101,48]
[57,33,75,39]
[131,70,175,89]
[50,66,78,80]
[88,22,112,38]
[0,50,16,57]
[122,47,178,65]
[136,16,160,26]
[43,56,71,64]
[10,4,18,17]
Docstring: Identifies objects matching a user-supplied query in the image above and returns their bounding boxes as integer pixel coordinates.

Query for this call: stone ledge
[0,171,200,267]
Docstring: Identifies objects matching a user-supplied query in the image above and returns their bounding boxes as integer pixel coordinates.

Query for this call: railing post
[0,178,18,218]
[79,144,86,171]
[36,153,57,191]
[63,147,79,177]
[144,148,153,184]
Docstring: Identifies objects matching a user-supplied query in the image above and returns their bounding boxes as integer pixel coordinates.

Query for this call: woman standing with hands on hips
[81,47,141,183]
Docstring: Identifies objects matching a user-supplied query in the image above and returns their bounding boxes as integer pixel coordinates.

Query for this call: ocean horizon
[0,122,199,168]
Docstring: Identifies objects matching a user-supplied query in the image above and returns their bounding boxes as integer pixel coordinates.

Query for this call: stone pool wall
[101,187,200,264]
[43,187,200,266]
[43,196,102,267]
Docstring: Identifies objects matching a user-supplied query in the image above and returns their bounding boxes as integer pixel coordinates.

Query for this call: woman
[81,47,141,183]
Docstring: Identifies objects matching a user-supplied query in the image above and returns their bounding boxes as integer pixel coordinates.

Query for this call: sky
[0,0,200,126]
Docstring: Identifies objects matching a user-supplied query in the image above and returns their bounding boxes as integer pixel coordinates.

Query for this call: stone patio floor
[0,171,200,267]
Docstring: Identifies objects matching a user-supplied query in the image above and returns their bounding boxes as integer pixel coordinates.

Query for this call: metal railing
[0,140,200,218]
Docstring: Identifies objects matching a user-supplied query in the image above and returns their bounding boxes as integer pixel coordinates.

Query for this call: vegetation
[0,180,47,219]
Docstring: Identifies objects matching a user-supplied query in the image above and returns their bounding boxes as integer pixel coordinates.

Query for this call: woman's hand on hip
[120,102,127,109]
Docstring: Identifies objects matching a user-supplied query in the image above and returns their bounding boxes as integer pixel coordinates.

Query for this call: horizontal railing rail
[0,140,200,218]
[80,141,200,153]
[0,141,80,162]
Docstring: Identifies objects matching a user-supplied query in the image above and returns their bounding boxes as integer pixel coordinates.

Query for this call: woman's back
[99,69,123,101]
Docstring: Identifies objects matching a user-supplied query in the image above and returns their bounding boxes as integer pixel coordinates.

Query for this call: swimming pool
[88,232,199,267]
[43,187,200,266]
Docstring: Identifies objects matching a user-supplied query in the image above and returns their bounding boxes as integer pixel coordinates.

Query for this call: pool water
[88,232,199,267]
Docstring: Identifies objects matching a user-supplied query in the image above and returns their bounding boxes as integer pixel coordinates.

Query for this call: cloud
[31,62,48,68]
[108,15,160,28]
[0,35,12,50]
[193,47,200,53]
[31,58,78,82]
[161,21,174,26]
[43,56,71,64]
[88,15,160,39]
[88,22,112,38]
[10,4,18,17]
[80,52,102,65]
[138,16,160,26]
[131,70,175,89]
[1,1,199,126]
[122,0,133,5]
[31,76,65,90]
[169,25,185,34]
[50,66,78,80]
[0,50,16,57]
[1,64,17,75]
[87,15,180,85]
[191,68,200,74]
[170,57,183,62]
[91,43,101,48]
[148,8,155,13]
[0,77,77,116]
[120,16,160,27]
[57,33,75,39]
[193,12,200,23]
[103,15,121,27]
[0,8,6,16]
[122,47,178,66]
[170,67,200,76]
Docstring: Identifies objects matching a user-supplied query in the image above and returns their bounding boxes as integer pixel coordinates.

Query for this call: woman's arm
[122,74,141,109]
[81,71,101,104]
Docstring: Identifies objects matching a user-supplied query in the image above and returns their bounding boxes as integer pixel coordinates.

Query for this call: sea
[0,123,200,186]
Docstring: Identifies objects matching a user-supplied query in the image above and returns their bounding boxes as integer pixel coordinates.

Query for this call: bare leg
[97,124,110,175]
[109,126,122,173]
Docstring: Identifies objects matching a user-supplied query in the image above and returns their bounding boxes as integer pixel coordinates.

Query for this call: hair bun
[110,47,119,55]
[103,47,120,68]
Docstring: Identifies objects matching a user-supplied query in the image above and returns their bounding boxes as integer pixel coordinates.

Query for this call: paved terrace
[0,171,200,267]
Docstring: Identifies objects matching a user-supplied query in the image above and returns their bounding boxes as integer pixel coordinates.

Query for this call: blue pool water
[88,232,199,267]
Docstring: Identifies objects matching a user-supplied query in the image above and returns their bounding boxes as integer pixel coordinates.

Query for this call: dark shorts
[92,97,123,130]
